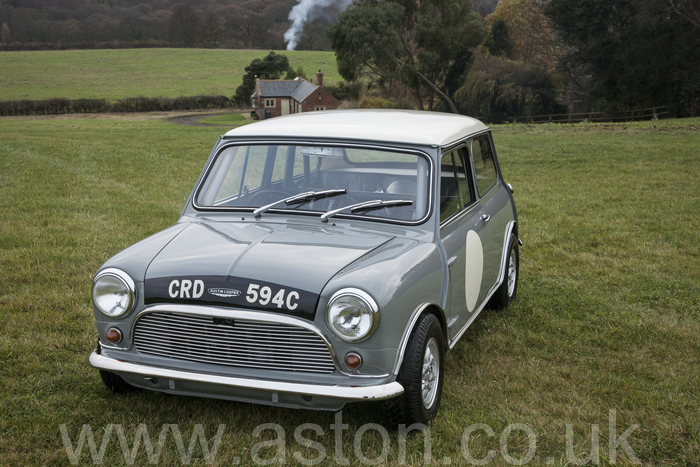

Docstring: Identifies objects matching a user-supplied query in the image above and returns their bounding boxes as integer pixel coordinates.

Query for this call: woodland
[1,0,698,120]
[0,0,498,51]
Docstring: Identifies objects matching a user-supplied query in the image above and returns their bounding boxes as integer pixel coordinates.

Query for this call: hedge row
[0,95,234,116]
[0,40,170,52]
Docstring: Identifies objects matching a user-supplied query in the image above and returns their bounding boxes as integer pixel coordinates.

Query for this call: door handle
[481,214,491,222]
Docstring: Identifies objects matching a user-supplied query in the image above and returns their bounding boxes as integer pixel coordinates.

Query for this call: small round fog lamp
[106,328,123,344]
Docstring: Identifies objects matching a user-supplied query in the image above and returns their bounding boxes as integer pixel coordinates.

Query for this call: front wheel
[386,313,445,425]
[488,233,519,310]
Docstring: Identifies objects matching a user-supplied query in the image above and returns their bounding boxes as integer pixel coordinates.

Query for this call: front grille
[133,312,336,374]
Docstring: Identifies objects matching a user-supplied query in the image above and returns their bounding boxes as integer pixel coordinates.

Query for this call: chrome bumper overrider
[89,351,404,401]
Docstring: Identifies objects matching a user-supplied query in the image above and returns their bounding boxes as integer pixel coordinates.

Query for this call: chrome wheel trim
[421,337,440,409]
[507,250,517,297]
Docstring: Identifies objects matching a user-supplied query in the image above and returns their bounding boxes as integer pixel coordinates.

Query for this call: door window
[439,148,474,223]
[472,136,497,198]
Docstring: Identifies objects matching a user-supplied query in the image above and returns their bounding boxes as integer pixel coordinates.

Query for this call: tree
[486,0,556,70]
[454,53,565,123]
[168,3,201,47]
[224,6,281,49]
[327,0,485,112]
[233,52,292,107]
[484,19,514,59]
[1,22,10,44]
[198,11,224,48]
[546,0,700,116]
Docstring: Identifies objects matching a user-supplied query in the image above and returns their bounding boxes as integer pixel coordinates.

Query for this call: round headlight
[92,268,136,318]
[326,289,379,342]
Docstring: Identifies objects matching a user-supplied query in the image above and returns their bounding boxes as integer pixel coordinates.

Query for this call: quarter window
[472,136,497,198]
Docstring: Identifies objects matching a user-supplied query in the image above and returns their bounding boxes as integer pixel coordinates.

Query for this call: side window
[439,149,474,223]
[472,136,497,198]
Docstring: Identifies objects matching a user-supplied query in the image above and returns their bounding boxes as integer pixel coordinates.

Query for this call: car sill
[89,351,404,401]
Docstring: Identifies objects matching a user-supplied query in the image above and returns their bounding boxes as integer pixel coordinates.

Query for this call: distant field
[1,113,699,465]
[0,49,339,101]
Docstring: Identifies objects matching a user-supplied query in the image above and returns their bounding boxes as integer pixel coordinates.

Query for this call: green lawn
[198,113,247,125]
[0,114,699,465]
[0,49,339,101]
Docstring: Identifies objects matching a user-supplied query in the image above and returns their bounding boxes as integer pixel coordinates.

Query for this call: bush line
[0,95,234,116]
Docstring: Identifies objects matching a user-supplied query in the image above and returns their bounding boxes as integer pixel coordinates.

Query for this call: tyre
[386,313,445,425]
[488,233,519,310]
[99,370,139,393]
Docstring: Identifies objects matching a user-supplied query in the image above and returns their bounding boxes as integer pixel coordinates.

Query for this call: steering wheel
[249,189,290,206]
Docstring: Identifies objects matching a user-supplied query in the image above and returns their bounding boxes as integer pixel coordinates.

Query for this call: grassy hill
[0,49,339,102]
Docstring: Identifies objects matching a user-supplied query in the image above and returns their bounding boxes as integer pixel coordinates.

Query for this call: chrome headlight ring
[326,288,380,342]
[92,268,136,318]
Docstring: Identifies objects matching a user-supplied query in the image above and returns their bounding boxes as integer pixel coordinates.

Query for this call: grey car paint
[89,110,518,418]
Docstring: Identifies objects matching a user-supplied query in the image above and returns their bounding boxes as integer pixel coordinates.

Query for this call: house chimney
[316,69,323,88]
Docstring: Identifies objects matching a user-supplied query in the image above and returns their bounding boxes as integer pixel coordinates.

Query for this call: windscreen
[195,144,430,222]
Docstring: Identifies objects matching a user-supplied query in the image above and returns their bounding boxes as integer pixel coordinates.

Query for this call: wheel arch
[391,303,448,376]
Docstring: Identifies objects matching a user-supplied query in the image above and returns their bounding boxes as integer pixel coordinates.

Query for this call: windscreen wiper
[320,199,413,223]
[253,189,347,218]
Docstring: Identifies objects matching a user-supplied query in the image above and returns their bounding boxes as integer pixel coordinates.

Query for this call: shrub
[0,95,233,116]
[358,96,391,109]
[455,53,565,123]
[358,95,416,110]
[71,99,109,113]
[324,81,362,102]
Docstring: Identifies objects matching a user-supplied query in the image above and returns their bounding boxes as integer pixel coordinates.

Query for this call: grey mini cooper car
[89,109,520,424]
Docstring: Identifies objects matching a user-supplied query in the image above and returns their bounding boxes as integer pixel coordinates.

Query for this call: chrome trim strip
[447,220,516,349]
[438,201,479,229]
[495,221,517,289]
[391,302,445,376]
[89,351,403,401]
[447,299,490,350]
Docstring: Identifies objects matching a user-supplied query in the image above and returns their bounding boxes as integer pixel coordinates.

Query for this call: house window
[265,99,276,108]
[314,106,326,111]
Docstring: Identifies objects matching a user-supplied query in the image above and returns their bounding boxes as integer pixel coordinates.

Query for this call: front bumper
[89,350,404,409]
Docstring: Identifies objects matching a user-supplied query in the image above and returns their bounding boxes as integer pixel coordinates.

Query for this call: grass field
[0,49,339,101]
[1,113,699,465]
[198,113,247,125]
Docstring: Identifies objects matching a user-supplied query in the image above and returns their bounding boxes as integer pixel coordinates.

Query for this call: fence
[511,106,670,124]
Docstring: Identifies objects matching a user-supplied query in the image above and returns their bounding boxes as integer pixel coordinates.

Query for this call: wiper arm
[253,189,347,218]
[320,199,413,223]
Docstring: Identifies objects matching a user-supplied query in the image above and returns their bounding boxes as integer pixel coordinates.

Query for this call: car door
[469,133,509,301]
[438,146,486,342]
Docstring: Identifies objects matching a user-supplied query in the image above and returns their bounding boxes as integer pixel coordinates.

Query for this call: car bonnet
[143,220,394,319]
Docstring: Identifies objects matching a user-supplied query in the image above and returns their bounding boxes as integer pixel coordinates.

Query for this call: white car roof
[225,109,488,147]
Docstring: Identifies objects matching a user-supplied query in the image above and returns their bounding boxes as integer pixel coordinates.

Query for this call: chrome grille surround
[131,305,337,374]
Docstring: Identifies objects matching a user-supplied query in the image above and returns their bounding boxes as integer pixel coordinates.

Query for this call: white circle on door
[465,230,484,312]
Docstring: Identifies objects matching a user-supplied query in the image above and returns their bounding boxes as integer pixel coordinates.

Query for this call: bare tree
[669,0,700,28]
